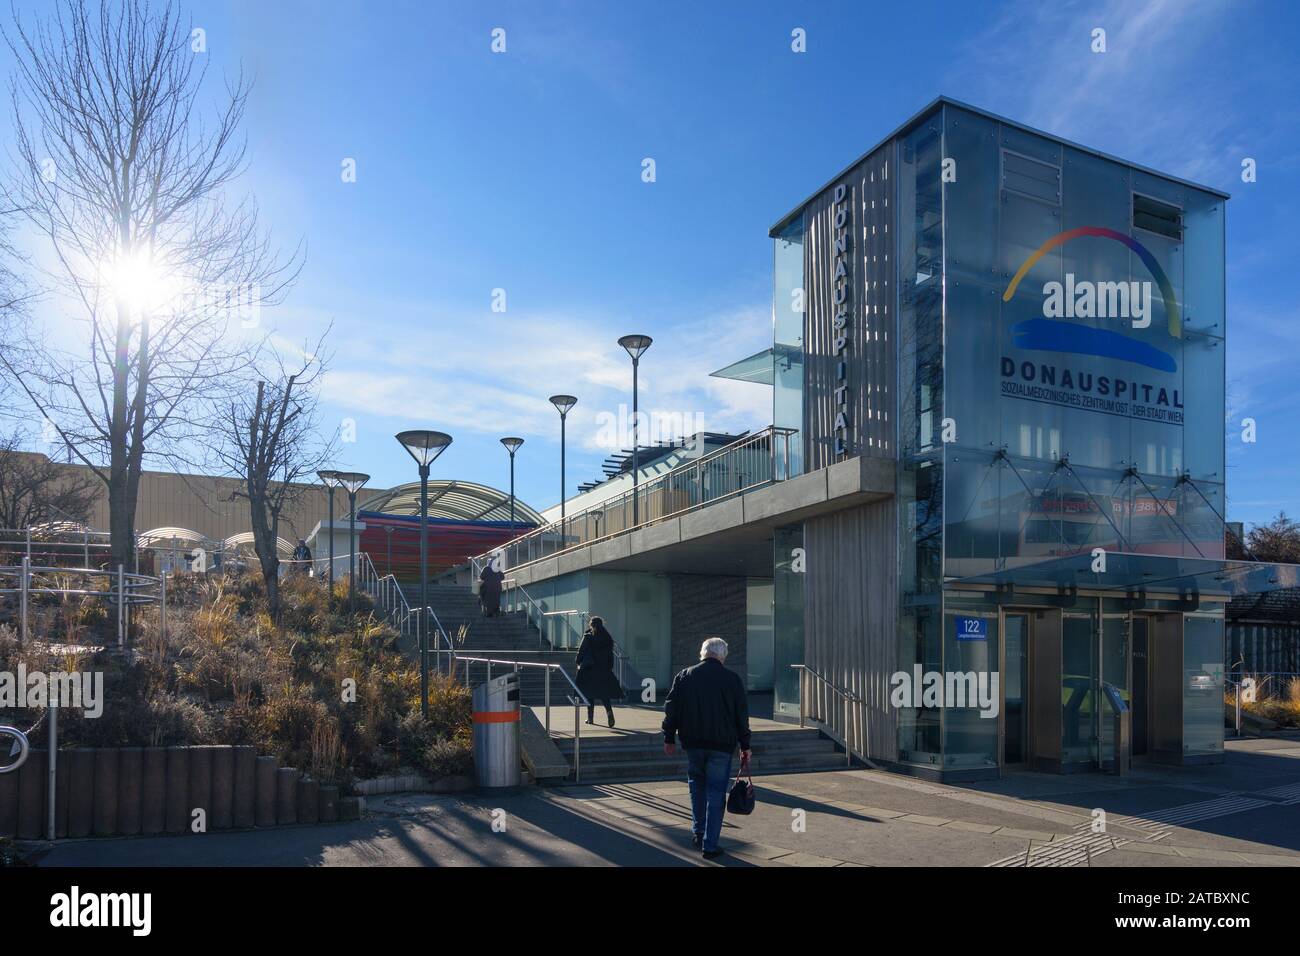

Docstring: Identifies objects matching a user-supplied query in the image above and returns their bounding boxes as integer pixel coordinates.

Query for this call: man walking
[662,638,751,860]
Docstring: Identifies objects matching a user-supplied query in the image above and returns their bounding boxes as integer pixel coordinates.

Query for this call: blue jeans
[686,749,733,853]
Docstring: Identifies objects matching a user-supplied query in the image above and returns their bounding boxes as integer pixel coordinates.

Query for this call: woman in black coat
[575,616,623,727]
[479,562,502,617]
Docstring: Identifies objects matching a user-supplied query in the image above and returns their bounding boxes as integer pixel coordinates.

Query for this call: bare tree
[0,0,300,570]
[0,431,100,530]
[211,334,334,620]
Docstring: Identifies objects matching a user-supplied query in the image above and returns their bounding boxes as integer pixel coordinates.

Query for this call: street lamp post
[549,396,577,521]
[500,437,524,533]
[618,335,653,525]
[333,472,370,613]
[316,470,341,587]
[396,429,453,718]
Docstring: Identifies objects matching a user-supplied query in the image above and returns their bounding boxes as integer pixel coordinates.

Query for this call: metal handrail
[790,664,875,769]
[354,551,456,671]
[0,726,30,774]
[474,425,797,571]
[454,654,590,782]
[0,561,164,648]
[497,576,640,692]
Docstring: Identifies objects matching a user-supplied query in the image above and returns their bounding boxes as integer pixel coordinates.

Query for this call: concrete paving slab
[994,828,1059,842]
[945,821,1001,834]
[772,851,842,867]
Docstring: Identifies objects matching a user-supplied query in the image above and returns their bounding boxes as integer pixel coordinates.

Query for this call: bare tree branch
[0,0,302,568]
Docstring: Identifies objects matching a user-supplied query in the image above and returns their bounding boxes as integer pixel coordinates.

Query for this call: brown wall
[9,451,387,545]
[0,744,349,839]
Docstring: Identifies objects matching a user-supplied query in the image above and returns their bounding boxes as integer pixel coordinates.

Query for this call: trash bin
[472,672,521,788]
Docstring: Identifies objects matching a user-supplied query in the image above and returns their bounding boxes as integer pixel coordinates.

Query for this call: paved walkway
[27,736,1300,867]
[529,702,802,740]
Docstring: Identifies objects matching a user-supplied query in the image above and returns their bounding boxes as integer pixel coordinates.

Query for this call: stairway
[551,726,850,784]
[425,584,579,706]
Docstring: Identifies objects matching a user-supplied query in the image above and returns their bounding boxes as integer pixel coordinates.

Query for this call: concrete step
[553,740,838,765]
[554,727,825,751]
[561,752,853,783]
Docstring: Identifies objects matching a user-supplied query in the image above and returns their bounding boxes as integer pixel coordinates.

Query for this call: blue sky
[4,0,1298,528]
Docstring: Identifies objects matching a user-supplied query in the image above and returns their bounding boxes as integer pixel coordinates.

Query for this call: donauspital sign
[830,181,853,457]
[999,227,1183,427]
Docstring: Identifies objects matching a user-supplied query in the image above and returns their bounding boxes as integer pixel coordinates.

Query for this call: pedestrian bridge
[493,451,893,587]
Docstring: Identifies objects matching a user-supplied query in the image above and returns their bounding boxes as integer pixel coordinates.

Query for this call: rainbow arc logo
[1001,227,1181,373]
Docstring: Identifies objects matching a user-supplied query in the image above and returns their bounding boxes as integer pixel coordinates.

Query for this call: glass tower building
[768,97,1231,780]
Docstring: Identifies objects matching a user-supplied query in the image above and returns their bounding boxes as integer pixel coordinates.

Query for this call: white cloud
[316,302,774,452]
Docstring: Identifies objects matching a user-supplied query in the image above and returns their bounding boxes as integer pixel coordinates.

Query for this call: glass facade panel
[1183,614,1225,756]
[897,113,945,765]
[940,105,1225,578]
[1099,608,1130,768]
[941,602,998,769]
[773,525,805,718]
[1062,611,1097,765]
[773,221,805,479]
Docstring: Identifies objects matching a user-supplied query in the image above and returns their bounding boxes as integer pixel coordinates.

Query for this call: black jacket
[575,626,623,702]
[662,658,751,754]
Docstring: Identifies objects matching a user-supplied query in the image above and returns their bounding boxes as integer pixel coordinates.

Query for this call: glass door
[1001,612,1030,765]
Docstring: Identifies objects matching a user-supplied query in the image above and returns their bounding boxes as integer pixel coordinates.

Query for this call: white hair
[700,637,728,661]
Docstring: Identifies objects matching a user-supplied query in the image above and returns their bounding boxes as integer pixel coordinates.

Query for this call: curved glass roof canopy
[357,479,543,525]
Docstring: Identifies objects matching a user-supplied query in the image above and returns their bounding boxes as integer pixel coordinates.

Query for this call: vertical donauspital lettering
[830,180,853,457]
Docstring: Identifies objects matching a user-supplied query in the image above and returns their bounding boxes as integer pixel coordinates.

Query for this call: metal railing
[0,725,30,774]
[352,551,457,671]
[494,573,641,693]
[1226,671,1300,735]
[476,426,797,571]
[454,655,590,782]
[0,560,164,647]
[791,664,876,769]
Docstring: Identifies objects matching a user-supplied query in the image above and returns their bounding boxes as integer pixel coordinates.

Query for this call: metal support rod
[326,485,336,586]
[544,666,551,734]
[573,701,581,783]
[19,556,28,646]
[559,413,567,521]
[347,492,358,613]
[82,529,89,569]
[631,356,639,526]
[117,563,125,647]
[845,694,852,767]
[419,463,430,718]
[46,700,57,840]
[160,570,168,643]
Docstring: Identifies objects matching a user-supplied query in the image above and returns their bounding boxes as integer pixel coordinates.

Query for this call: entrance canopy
[951,552,1300,599]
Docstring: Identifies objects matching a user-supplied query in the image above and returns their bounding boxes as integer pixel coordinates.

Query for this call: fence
[476,426,796,571]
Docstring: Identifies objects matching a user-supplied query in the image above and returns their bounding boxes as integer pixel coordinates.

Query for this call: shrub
[422,735,473,778]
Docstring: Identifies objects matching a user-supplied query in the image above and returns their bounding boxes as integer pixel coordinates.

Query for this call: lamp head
[334,471,370,495]
[396,429,453,468]
[618,334,653,360]
[549,394,578,417]
[500,437,524,455]
[317,469,341,487]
